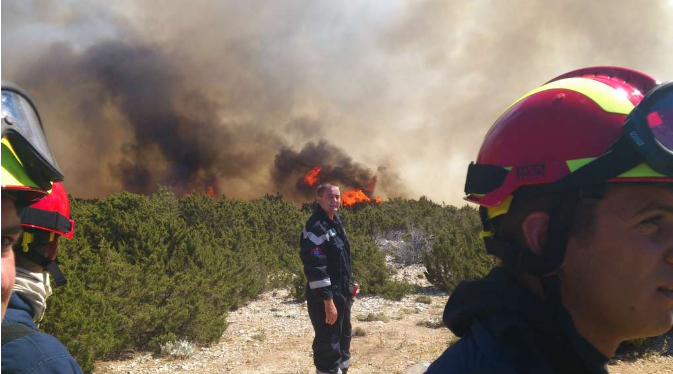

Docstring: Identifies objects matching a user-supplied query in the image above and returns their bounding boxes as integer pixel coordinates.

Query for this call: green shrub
[353,326,367,337]
[356,313,389,323]
[416,319,444,329]
[423,228,497,292]
[414,295,432,304]
[379,281,417,301]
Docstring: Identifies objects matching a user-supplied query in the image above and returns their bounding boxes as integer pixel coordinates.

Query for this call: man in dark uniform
[301,183,353,374]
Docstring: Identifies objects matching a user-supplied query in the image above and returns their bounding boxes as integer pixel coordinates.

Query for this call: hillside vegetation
[44,188,492,372]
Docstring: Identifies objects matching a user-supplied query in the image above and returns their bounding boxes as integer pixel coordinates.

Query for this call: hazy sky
[3,0,672,205]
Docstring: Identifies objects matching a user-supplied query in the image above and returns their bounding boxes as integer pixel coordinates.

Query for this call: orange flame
[374,197,382,204]
[342,188,371,207]
[301,166,322,187]
[206,185,216,198]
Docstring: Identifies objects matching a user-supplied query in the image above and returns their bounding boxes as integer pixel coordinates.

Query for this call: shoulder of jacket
[2,331,82,372]
[9,330,67,352]
[3,306,39,329]
[305,216,328,234]
[303,220,340,246]
[427,322,517,374]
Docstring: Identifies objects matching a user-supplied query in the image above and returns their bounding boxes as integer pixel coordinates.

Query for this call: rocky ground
[95,265,673,374]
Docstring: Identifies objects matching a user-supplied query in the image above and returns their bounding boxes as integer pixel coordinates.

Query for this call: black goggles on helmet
[624,81,673,174]
[536,81,673,191]
[1,82,64,190]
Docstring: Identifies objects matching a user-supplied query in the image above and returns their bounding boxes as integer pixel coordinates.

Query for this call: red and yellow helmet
[2,81,64,206]
[20,182,74,242]
[15,182,73,286]
[465,66,673,220]
[1,137,48,205]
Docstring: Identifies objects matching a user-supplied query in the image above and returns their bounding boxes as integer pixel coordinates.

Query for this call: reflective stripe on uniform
[309,278,331,289]
[303,228,337,246]
[340,359,350,369]
[316,369,341,374]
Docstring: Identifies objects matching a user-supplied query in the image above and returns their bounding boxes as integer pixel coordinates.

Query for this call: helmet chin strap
[17,242,67,287]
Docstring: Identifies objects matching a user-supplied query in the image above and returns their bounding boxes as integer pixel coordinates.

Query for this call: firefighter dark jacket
[300,204,352,302]
[426,266,609,374]
[2,293,83,374]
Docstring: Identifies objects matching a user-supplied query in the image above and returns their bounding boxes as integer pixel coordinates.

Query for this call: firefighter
[1,83,83,373]
[301,183,353,374]
[2,81,62,321]
[426,67,673,374]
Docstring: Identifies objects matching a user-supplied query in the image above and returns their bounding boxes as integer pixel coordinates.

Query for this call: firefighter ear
[521,212,549,256]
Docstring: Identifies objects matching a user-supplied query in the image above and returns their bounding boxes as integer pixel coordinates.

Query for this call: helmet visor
[1,87,64,189]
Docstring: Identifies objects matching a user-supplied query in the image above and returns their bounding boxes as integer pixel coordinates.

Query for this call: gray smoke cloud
[2,0,672,204]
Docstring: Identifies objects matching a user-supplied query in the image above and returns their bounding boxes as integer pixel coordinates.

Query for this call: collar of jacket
[314,204,340,224]
[4,293,39,329]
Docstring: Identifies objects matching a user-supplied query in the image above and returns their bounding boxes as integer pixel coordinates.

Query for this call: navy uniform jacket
[2,293,83,374]
[300,205,352,302]
[426,267,609,374]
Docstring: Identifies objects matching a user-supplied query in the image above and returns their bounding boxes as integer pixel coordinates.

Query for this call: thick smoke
[11,40,269,196]
[2,0,672,204]
[274,140,379,200]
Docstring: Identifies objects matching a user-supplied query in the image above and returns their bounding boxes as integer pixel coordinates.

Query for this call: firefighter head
[15,182,73,281]
[316,183,341,218]
[2,81,63,320]
[13,182,73,323]
[464,66,673,350]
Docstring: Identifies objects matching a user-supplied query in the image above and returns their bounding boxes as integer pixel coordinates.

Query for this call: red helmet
[16,182,73,286]
[465,66,673,219]
[464,66,673,276]
[21,182,74,240]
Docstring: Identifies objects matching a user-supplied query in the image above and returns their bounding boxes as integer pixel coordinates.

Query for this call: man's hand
[324,298,338,325]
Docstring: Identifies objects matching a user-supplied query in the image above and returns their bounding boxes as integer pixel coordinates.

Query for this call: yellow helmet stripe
[486,195,514,219]
[506,77,635,115]
[1,137,41,190]
[567,157,667,178]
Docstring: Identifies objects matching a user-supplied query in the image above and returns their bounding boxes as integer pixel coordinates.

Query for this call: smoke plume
[2,0,672,204]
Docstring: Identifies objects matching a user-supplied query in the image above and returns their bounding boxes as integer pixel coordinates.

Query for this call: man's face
[1,196,21,320]
[317,186,341,217]
[561,185,673,344]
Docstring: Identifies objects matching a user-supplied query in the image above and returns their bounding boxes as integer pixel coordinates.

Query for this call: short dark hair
[317,183,339,197]
[493,189,598,246]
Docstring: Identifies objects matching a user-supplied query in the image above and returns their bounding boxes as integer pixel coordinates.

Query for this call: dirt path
[95,288,451,374]
[95,267,673,374]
